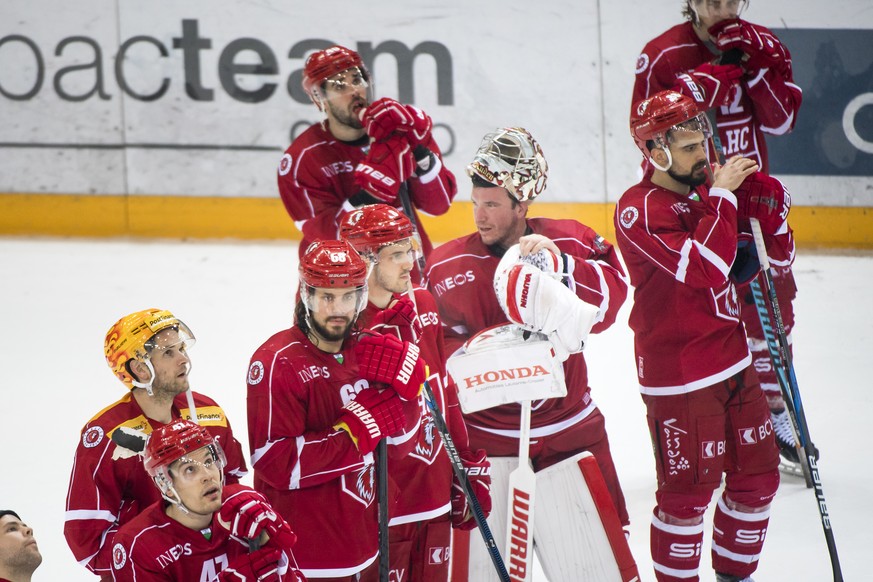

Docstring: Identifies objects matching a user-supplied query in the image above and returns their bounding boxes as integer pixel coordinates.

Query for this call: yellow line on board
[2,193,871,249]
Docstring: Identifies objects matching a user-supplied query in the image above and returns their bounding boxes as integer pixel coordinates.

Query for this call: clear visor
[316,67,372,101]
[302,285,369,316]
[373,237,422,265]
[656,113,713,149]
[143,323,196,355]
[168,444,226,485]
[691,0,747,21]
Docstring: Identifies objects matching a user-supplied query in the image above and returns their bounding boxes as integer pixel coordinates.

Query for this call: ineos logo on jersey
[620,206,639,229]
[418,311,439,327]
[155,542,193,568]
[430,270,475,297]
[278,153,292,176]
[319,160,354,178]
[296,364,330,384]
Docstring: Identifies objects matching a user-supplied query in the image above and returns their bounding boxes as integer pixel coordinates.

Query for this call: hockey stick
[750,218,844,581]
[505,401,535,582]
[397,184,428,280]
[378,439,389,582]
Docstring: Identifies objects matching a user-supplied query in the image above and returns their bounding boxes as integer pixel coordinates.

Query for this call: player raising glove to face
[361,97,434,145]
[709,18,784,71]
[734,171,791,234]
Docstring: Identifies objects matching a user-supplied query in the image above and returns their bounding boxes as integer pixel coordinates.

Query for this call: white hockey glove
[494,247,599,358]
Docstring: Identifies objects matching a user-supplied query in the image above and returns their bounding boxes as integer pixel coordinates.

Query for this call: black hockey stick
[422,379,511,582]
[397,184,428,280]
[750,219,844,581]
[377,439,389,582]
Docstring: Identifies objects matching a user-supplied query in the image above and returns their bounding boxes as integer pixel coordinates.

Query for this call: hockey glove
[354,135,416,203]
[218,488,298,552]
[368,296,423,345]
[354,331,426,400]
[451,449,492,530]
[675,62,743,109]
[219,546,282,582]
[729,232,761,285]
[334,388,406,455]
[709,19,783,71]
[361,97,433,145]
[734,172,790,235]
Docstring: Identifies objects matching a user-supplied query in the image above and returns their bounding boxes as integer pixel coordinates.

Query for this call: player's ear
[651,146,669,167]
[128,359,151,383]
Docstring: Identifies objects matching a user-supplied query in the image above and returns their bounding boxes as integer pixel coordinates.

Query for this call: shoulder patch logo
[278,153,292,176]
[635,53,650,75]
[248,361,265,385]
[83,426,104,448]
[112,543,127,569]
[620,206,639,229]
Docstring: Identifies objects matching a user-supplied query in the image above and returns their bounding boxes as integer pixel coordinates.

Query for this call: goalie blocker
[452,453,639,582]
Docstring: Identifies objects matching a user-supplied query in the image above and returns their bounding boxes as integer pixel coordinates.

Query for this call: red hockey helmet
[299,239,369,289]
[144,420,226,505]
[630,90,710,169]
[339,204,418,260]
[302,45,370,105]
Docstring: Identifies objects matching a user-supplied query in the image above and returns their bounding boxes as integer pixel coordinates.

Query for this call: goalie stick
[750,218,844,582]
[505,400,535,582]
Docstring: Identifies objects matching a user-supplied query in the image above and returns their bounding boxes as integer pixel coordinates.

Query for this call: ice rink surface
[1,237,869,581]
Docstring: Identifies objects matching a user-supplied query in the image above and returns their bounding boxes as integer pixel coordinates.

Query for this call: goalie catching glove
[494,244,600,359]
[451,449,492,530]
[354,331,426,400]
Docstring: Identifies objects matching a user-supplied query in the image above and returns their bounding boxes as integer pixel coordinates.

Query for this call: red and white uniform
[426,217,630,525]
[614,179,780,581]
[277,122,457,259]
[359,288,469,580]
[65,392,247,580]
[246,326,419,579]
[109,484,294,581]
[634,20,802,397]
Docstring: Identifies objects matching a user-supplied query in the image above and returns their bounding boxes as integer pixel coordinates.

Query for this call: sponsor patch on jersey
[278,153,292,176]
[619,206,639,229]
[112,543,127,569]
[248,361,265,385]
[83,426,104,448]
[592,234,608,254]
[635,53,650,74]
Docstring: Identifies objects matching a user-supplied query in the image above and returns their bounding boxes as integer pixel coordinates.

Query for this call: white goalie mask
[466,127,549,202]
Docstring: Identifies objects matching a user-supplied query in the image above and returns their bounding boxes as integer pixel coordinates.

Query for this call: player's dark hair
[0,510,21,521]
[470,173,521,208]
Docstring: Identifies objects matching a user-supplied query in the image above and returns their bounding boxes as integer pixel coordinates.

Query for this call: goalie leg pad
[533,452,640,582]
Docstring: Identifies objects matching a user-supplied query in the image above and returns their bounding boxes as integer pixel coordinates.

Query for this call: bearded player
[340,204,492,581]
[110,420,305,581]
[246,240,426,581]
[277,45,456,263]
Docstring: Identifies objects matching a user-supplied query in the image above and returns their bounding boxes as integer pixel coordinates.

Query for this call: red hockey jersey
[426,217,628,435]
[109,484,296,581]
[358,288,471,525]
[277,121,457,259]
[614,178,752,394]
[65,392,247,578]
[246,325,419,577]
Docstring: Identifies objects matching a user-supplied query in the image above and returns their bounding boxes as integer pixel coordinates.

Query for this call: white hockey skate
[772,409,804,478]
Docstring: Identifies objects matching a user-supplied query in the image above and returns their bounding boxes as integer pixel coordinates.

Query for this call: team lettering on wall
[0,19,457,150]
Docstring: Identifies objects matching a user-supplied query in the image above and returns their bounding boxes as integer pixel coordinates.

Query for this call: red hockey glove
[354,135,416,203]
[219,547,282,582]
[334,388,406,455]
[354,331,426,400]
[369,296,422,345]
[675,62,743,109]
[361,97,433,145]
[451,449,492,530]
[734,172,791,235]
[218,488,298,552]
[729,232,761,285]
[709,19,783,71]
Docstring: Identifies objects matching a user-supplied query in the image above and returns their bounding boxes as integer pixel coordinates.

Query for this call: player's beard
[310,315,355,343]
[327,97,365,130]
[668,161,708,188]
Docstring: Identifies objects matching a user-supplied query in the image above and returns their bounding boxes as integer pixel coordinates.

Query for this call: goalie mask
[630,90,711,171]
[302,45,373,111]
[144,420,226,513]
[104,308,195,394]
[466,127,549,202]
[339,204,421,265]
[299,240,369,323]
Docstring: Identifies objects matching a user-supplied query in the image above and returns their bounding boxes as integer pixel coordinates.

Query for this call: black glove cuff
[348,189,384,208]
[413,145,435,176]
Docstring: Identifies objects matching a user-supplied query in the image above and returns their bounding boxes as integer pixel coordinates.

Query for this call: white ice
[0,238,869,581]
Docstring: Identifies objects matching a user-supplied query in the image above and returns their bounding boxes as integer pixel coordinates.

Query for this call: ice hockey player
[615,89,789,582]
[246,239,425,580]
[340,204,492,581]
[0,510,42,582]
[426,127,633,580]
[110,419,305,581]
[277,45,457,266]
[65,309,247,580]
[633,0,803,470]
